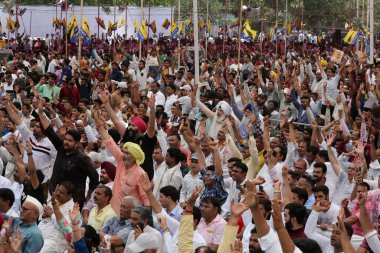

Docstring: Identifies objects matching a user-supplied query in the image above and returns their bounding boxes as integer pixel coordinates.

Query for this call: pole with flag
[78,0,84,71]
[237,0,243,70]
[177,0,181,68]
[205,0,209,58]
[369,0,373,63]
[139,0,144,59]
[193,0,200,85]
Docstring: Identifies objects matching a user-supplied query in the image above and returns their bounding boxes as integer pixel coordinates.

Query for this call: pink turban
[131,117,147,133]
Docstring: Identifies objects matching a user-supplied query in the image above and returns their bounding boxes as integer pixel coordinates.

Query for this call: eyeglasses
[20,206,34,212]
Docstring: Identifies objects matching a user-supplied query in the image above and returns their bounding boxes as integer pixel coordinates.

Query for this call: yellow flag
[119,18,126,28]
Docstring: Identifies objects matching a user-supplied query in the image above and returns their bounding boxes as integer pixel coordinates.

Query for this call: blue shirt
[167,204,183,222]
[11,218,44,253]
[200,169,228,205]
[305,194,315,210]
[101,216,133,244]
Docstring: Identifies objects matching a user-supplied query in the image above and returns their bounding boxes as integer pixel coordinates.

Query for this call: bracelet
[27,152,33,156]
[162,228,169,233]
[274,190,281,193]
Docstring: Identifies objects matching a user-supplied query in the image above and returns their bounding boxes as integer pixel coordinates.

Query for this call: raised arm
[3,98,22,126]
[208,141,223,178]
[98,90,127,137]
[326,133,341,177]
[146,95,156,138]
[25,141,40,190]
[272,199,296,253]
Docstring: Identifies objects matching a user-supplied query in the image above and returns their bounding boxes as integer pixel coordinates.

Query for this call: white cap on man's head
[126,233,158,252]
[24,195,43,215]
[147,77,155,84]
[180,84,192,91]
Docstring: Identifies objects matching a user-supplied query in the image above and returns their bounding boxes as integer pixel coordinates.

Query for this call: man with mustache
[98,90,157,181]
[37,101,99,208]
[94,110,150,215]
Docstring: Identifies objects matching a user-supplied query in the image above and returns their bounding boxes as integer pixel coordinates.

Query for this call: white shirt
[0,177,23,216]
[156,209,206,253]
[125,225,166,253]
[153,163,183,198]
[331,170,355,205]
[17,122,57,182]
[179,172,203,206]
[148,90,166,107]
[305,210,334,253]
[38,199,75,250]
[177,96,192,115]
[317,202,340,225]
[165,94,178,118]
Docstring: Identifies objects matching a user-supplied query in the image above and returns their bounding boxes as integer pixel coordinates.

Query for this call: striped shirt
[16,122,57,181]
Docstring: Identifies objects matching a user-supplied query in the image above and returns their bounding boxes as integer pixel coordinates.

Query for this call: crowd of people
[0,30,379,253]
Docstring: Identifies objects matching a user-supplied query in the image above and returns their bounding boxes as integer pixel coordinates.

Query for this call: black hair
[0,188,15,206]
[284,203,307,224]
[313,162,327,173]
[313,185,329,196]
[166,147,184,164]
[294,238,322,253]
[317,150,329,162]
[60,181,75,195]
[358,182,370,191]
[193,206,202,227]
[201,196,221,214]
[234,161,248,174]
[301,174,315,187]
[159,185,180,202]
[227,157,242,164]
[291,187,308,205]
[288,170,301,181]
[83,225,100,251]
[66,129,81,142]
[96,185,113,202]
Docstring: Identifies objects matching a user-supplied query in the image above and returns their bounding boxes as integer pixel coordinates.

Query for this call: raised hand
[139,172,153,193]
[358,192,367,206]
[68,203,80,225]
[354,140,365,156]
[230,198,248,217]
[271,199,284,230]
[147,95,156,111]
[187,186,203,207]
[207,141,219,152]
[244,180,259,209]
[230,239,243,253]
[313,201,331,212]
[253,176,265,185]
[326,133,336,147]
[9,229,23,253]
[98,90,110,104]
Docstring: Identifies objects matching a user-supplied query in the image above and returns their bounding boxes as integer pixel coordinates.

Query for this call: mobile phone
[259,186,264,192]
[136,222,144,231]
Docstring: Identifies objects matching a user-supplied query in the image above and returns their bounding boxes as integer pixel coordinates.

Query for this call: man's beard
[285,220,293,231]
[249,247,264,253]
[128,128,139,140]
[216,114,226,123]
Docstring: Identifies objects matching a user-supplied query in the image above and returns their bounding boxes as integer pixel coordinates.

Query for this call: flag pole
[284,0,288,57]
[78,0,83,71]
[260,0,264,56]
[113,0,116,61]
[65,1,68,58]
[237,0,243,68]
[139,0,144,60]
[193,0,200,84]
[147,0,151,44]
[125,2,128,37]
[275,0,278,56]
[177,0,181,68]
[223,0,227,53]
[205,0,209,59]
[369,0,373,64]
[97,1,100,39]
